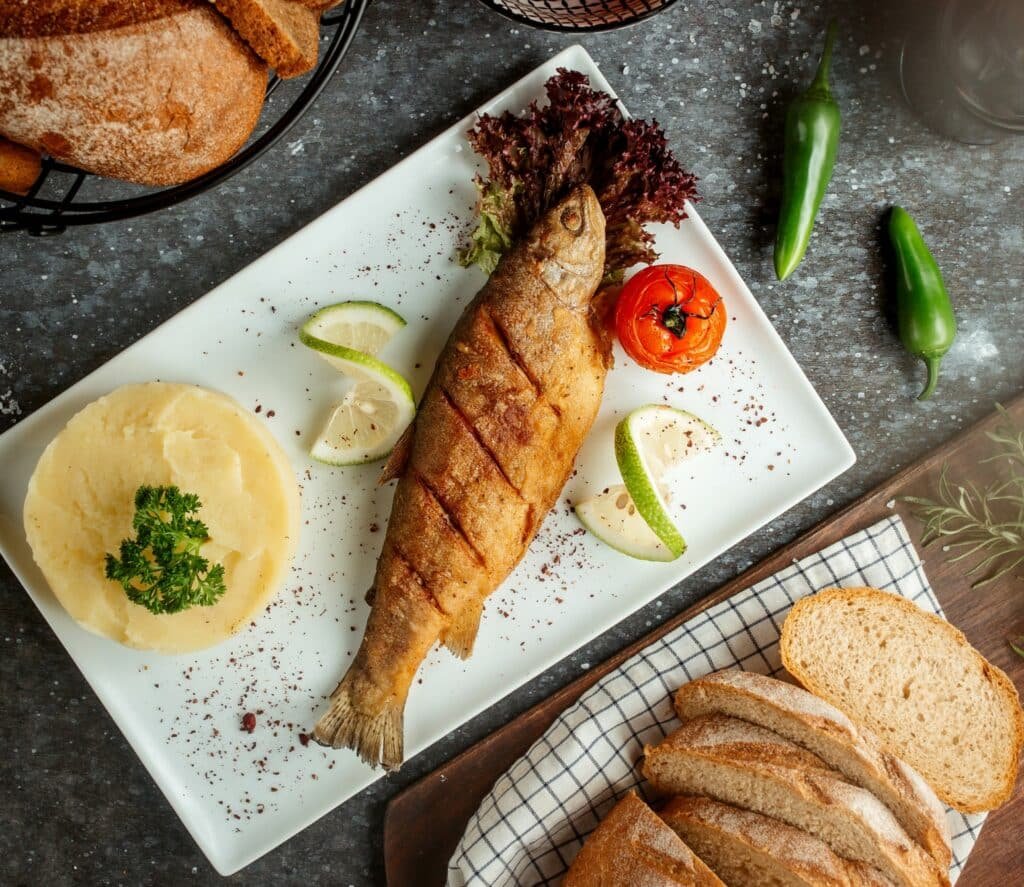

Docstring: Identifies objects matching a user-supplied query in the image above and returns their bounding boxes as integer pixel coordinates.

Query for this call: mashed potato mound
[23,382,301,653]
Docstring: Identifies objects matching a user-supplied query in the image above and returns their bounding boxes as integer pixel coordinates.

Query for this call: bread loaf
[0,136,41,194]
[660,796,895,887]
[781,587,1024,812]
[294,0,344,10]
[212,0,320,78]
[673,669,950,868]
[643,715,948,887]
[0,2,267,185]
[563,791,724,887]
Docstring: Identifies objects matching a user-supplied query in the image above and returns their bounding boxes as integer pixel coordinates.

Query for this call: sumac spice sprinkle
[241,712,257,733]
[298,732,310,747]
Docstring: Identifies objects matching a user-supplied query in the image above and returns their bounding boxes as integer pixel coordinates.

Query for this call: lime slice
[309,347,415,466]
[611,406,721,559]
[300,301,406,366]
[576,484,677,562]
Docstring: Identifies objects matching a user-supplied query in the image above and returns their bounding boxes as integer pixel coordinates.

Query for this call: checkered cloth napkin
[447,515,986,886]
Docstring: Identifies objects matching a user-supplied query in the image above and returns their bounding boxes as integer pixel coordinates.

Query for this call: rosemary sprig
[902,405,1024,589]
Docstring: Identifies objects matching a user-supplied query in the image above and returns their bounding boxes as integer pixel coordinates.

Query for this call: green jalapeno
[774,21,841,281]
[888,206,957,401]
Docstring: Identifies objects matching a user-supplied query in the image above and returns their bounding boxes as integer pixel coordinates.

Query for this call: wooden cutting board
[384,396,1024,887]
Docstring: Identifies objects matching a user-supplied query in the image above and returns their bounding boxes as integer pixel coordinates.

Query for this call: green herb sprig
[903,406,1024,588]
[105,485,226,615]
[902,406,1024,659]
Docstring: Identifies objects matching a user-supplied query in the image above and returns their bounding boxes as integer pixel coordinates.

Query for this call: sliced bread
[563,791,725,887]
[674,669,950,867]
[781,586,1024,812]
[660,795,895,887]
[212,0,321,78]
[642,715,948,887]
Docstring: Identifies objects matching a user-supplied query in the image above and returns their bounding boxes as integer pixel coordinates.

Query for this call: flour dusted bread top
[0,2,267,184]
[643,715,948,887]
[781,586,1024,813]
[661,795,896,887]
[674,669,950,867]
[0,0,197,38]
[563,791,724,887]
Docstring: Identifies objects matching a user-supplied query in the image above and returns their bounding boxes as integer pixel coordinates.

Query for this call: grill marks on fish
[313,186,608,768]
[481,305,559,415]
[437,386,524,501]
[412,469,487,569]
[387,478,484,618]
[390,544,446,618]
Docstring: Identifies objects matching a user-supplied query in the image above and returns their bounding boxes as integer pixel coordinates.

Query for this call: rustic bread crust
[293,0,344,10]
[0,4,268,185]
[563,791,725,887]
[781,586,1024,813]
[0,0,198,38]
[212,0,320,78]
[0,136,41,194]
[643,715,948,887]
[660,795,895,887]
[673,669,951,868]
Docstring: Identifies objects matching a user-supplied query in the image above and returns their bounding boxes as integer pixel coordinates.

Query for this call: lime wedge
[596,405,720,560]
[309,346,415,466]
[575,484,677,562]
[301,301,406,365]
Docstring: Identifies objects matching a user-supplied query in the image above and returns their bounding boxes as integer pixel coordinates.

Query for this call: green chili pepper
[774,21,841,281]
[888,206,957,401]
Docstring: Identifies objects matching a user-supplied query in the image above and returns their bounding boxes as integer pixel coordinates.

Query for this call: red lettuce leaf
[461,69,699,282]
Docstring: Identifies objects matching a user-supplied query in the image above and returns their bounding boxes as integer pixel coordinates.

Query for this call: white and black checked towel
[448,515,986,886]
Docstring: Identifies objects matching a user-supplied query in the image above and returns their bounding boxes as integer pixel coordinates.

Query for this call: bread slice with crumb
[673,669,950,867]
[563,791,724,887]
[781,586,1024,813]
[660,795,895,887]
[212,0,321,78]
[643,715,948,887]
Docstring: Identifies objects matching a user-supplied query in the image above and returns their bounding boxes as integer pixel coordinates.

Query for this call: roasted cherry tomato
[614,264,726,374]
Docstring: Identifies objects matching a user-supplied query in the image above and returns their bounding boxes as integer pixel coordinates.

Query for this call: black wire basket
[476,0,677,32]
[0,1,367,235]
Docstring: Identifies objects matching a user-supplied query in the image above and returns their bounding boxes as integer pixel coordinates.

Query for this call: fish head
[528,184,606,308]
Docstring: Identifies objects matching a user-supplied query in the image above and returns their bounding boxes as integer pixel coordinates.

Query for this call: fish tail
[312,666,404,770]
[442,599,484,660]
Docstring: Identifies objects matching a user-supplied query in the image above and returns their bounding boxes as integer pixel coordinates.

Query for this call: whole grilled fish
[313,185,608,768]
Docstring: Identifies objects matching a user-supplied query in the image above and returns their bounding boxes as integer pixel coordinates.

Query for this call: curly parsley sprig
[105,485,226,615]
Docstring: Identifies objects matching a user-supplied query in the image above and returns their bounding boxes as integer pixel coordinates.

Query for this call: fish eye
[560,204,584,235]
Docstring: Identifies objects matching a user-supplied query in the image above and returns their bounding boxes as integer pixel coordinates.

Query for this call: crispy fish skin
[314,186,608,768]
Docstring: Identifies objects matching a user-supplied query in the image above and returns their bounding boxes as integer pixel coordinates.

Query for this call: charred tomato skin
[614,264,726,374]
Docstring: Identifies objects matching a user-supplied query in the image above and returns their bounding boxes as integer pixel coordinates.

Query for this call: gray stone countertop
[1,0,1021,884]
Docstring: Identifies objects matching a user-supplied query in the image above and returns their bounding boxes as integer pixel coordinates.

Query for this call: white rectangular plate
[0,46,854,875]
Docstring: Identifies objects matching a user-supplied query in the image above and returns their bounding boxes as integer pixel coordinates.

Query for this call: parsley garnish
[105,485,226,615]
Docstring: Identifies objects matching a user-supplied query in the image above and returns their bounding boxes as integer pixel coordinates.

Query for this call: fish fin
[378,420,415,485]
[312,668,404,770]
[441,600,485,660]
